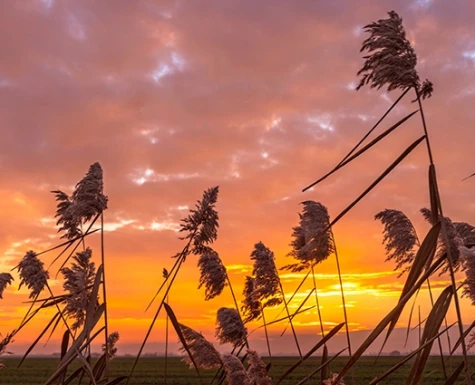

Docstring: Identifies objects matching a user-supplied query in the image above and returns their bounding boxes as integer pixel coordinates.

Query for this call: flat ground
[0,356,473,384]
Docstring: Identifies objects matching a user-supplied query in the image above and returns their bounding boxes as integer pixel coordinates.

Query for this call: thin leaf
[275,322,345,385]
[406,286,454,385]
[332,253,445,384]
[303,107,416,192]
[450,320,475,356]
[163,302,201,378]
[380,222,440,353]
[321,345,329,385]
[369,323,455,385]
[18,311,60,368]
[429,165,439,224]
[325,135,426,229]
[295,348,347,385]
[444,362,464,385]
[280,289,315,337]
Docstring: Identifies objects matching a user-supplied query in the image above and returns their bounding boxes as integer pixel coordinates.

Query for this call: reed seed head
[215,307,247,347]
[179,323,222,369]
[241,276,262,323]
[251,242,282,309]
[198,247,227,300]
[245,350,272,385]
[179,186,219,257]
[17,251,49,299]
[375,209,419,275]
[53,162,108,240]
[0,273,13,299]
[323,373,345,385]
[102,331,120,359]
[285,201,335,272]
[61,248,97,330]
[222,354,247,385]
[71,162,108,222]
[356,11,432,99]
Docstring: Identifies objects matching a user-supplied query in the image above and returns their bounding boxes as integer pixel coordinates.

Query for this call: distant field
[1,356,474,385]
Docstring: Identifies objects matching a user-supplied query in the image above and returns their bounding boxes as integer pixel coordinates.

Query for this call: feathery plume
[71,162,108,222]
[356,11,432,99]
[0,273,13,299]
[284,201,335,272]
[222,354,247,385]
[245,350,272,385]
[421,208,464,272]
[251,242,282,308]
[53,162,108,239]
[454,222,475,247]
[102,331,120,359]
[375,209,419,275]
[16,251,49,299]
[241,276,261,322]
[178,186,219,257]
[463,248,475,304]
[61,248,97,330]
[178,323,222,369]
[52,190,81,240]
[198,248,227,300]
[323,373,345,385]
[215,307,247,347]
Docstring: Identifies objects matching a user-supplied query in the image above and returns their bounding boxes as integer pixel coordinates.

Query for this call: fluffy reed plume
[215,307,247,347]
[323,373,345,385]
[241,276,262,322]
[421,208,464,272]
[179,186,219,257]
[52,190,81,240]
[61,248,97,330]
[251,242,282,308]
[284,201,335,272]
[356,10,432,99]
[178,323,222,369]
[71,162,108,222]
[198,248,227,300]
[375,209,419,275]
[246,350,272,385]
[53,162,108,239]
[222,354,247,385]
[102,331,120,359]
[16,251,49,299]
[454,222,475,247]
[0,273,13,299]
[463,250,475,304]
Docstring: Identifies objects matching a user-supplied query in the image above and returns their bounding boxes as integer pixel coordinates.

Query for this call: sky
[1,0,475,357]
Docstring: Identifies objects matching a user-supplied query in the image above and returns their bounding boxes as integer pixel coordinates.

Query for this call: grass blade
[444,362,465,385]
[275,322,345,385]
[332,253,445,384]
[325,135,426,229]
[406,286,454,385]
[379,222,440,353]
[163,302,201,378]
[17,311,60,368]
[295,348,347,385]
[369,323,455,385]
[303,108,418,192]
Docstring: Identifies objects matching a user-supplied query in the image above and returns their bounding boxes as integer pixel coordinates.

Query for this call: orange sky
[1,0,475,356]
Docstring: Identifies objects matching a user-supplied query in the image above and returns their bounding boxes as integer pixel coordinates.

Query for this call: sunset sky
[1,0,475,356]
